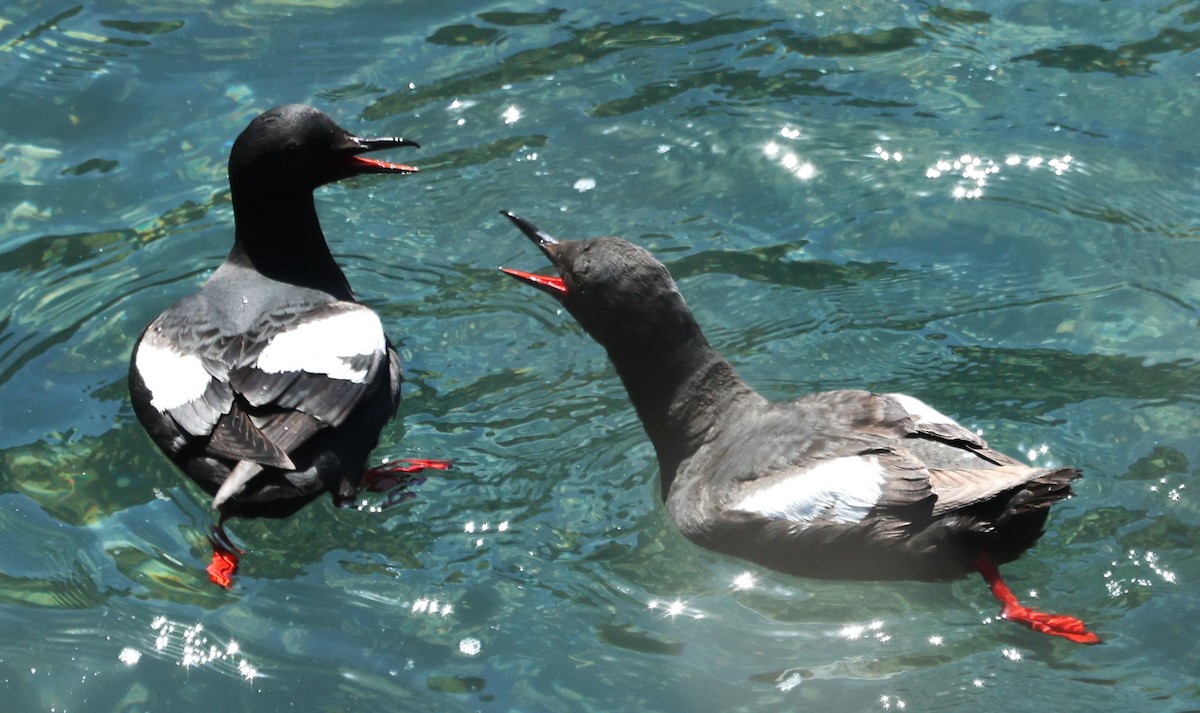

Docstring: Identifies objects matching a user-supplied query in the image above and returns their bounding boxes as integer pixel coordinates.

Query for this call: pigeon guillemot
[129,104,448,588]
[498,211,1099,644]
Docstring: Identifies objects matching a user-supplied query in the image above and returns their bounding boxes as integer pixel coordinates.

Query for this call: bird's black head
[499,212,703,354]
[228,104,419,196]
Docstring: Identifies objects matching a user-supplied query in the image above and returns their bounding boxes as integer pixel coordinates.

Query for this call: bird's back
[129,262,400,518]
[666,389,1078,581]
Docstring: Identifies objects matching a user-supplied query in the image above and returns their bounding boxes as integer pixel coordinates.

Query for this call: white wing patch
[733,456,886,525]
[135,337,212,412]
[888,393,957,428]
[256,308,384,382]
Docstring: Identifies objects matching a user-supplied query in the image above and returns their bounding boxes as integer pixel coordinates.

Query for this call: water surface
[2,1,1198,710]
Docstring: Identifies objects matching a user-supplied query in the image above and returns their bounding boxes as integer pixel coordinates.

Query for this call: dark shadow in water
[428,10,570,46]
[596,623,685,656]
[477,9,568,27]
[590,67,849,118]
[426,674,490,696]
[364,15,775,120]
[1014,27,1200,76]
[428,24,504,47]
[366,14,942,120]
[765,26,927,57]
[418,134,549,173]
[927,345,1199,416]
[922,5,993,27]
[667,242,898,290]
[60,158,120,176]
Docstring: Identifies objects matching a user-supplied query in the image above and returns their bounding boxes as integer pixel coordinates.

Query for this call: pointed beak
[333,135,421,176]
[501,211,559,256]
[498,211,569,297]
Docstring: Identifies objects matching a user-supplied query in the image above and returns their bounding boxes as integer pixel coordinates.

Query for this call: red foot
[206,523,243,590]
[973,552,1101,645]
[368,458,453,476]
[355,458,453,509]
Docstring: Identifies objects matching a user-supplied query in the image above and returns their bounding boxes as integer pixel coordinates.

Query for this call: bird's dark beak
[331,135,421,177]
[498,211,569,298]
[501,211,559,255]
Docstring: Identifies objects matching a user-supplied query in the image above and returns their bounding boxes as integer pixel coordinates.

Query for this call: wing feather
[928,465,1078,515]
[206,403,296,469]
[136,297,392,487]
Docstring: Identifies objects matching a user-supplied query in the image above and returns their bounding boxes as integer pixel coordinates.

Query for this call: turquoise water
[2,0,1199,710]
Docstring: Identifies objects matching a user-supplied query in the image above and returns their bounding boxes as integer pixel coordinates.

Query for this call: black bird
[498,211,1098,644]
[129,105,448,587]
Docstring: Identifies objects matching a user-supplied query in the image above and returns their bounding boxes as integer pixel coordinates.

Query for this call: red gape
[973,552,1101,645]
[499,267,568,296]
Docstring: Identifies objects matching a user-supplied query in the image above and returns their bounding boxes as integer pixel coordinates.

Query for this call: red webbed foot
[365,458,453,479]
[350,458,453,509]
[997,602,1101,645]
[206,522,243,590]
[973,552,1101,645]
[362,456,451,504]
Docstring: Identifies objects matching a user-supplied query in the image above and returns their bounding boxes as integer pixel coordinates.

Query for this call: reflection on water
[1,0,1200,710]
[124,615,261,681]
[922,151,1073,200]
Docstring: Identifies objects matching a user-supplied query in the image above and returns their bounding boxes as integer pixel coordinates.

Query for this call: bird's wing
[926,465,1080,516]
[717,397,935,528]
[726,448,933,529]
[132,296,238,450]
[227,301,391,427]
[724,389,1034,529]
[866,392,1071,515]
[133,298,391,470]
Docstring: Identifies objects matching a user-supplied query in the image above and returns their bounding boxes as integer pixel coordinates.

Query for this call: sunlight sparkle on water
[502,105,522,125]
[1105,549,1178,596]
[464,519,510,549]
[1149,476,1186,503]
[731,571,757,590]
[764,129,816,180]
[838,620,889,642]
[1023,443,1050,462]
[142,615,260,681]
[458,638,482,656]
[647,598,702,620]
[924,152,1072,199]
[873,145,904,162]
[412,597,455,617]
